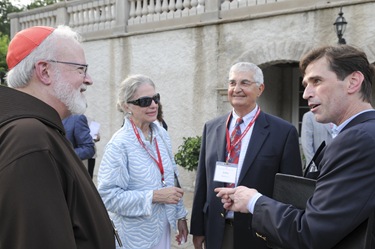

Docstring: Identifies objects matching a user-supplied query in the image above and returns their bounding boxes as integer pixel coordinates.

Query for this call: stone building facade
[9,0,375,189]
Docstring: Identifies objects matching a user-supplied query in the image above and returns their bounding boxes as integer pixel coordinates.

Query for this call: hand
[175,219,188,245]
[152,186,184,204]
[94,133,100,142]
[193,235,205,249]
[215,186,258,213]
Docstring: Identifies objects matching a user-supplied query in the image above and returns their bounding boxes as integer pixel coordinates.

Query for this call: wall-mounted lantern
[333,7,347,44]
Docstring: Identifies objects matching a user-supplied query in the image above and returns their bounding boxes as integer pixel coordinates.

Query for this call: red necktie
[227,118,243,187]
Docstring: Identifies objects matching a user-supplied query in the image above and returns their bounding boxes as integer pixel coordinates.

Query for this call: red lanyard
[225,107,261,162]
[129,119,165,185]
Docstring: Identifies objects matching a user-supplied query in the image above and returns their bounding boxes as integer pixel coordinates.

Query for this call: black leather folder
[272,173,374,249]
[273,173,316,209]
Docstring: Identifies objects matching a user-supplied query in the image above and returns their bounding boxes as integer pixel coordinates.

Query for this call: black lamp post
[333,7,347,44]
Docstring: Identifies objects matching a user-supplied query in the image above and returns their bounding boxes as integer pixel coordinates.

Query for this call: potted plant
[174,136,202,171]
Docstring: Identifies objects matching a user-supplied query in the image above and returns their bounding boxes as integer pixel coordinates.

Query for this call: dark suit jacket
[252,111,375,249]
[62,114,95,160]
[190,111,302,249]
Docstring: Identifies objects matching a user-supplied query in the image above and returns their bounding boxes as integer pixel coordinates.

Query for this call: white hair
[229,62,264,85]
[117,74,156,115]
[6,25,82,88]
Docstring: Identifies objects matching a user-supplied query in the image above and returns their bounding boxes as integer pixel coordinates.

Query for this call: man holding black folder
[216,44,375,249]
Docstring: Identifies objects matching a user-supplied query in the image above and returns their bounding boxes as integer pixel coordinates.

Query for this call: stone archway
[236,41,313,66]
[219,41,375,128]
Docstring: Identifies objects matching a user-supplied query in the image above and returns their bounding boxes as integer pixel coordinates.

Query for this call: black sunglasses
[127,93,160,107]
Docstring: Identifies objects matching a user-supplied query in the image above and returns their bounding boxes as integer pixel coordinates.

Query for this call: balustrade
[8,0,335,39]
[66,0,116,33]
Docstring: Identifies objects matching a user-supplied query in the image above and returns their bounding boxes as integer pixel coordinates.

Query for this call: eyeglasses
[228,80,258,88]
[48,60,88,77]
[127,93,160,107]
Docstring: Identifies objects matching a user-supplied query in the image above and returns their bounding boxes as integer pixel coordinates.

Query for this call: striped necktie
[227,118,243,187]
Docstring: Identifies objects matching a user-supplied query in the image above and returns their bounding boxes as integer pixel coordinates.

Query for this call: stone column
[56,4,69,26]
[114,0,128,34]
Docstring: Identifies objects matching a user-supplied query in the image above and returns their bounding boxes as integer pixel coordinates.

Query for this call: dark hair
[300,45,374,103]
[157,101,164,122]
[157,102,168,130]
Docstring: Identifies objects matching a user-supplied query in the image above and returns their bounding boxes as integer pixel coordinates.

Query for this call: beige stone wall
[82,2,375,189]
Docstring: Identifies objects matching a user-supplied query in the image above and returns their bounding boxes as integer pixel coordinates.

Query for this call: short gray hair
[229,62,264,85]
[6,25,82,88]
[117,74,156,114]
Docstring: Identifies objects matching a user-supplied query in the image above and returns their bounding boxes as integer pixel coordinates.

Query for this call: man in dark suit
[63,114,95,161]
[190,62,303,249]
[216,45,375,249]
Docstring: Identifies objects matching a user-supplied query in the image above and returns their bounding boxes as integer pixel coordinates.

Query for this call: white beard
[52,70,87,115]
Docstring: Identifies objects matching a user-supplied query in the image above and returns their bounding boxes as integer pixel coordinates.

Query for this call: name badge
[213,161,237,184]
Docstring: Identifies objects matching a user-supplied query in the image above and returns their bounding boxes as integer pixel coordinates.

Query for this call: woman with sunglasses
[97,74,189,249]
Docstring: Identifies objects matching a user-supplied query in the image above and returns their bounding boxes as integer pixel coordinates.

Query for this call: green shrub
[174,136,202,171]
